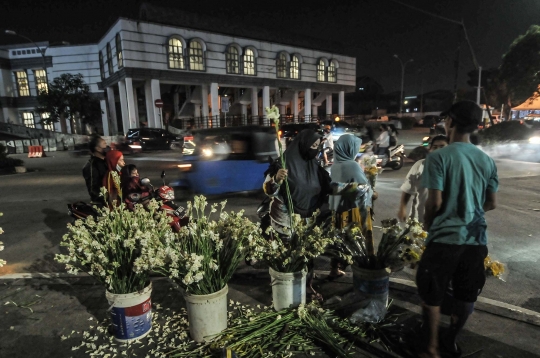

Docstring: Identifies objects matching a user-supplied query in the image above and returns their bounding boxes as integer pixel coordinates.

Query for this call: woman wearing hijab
[328,134,374,278]
[263,129,332,300]
[103,150,126,207]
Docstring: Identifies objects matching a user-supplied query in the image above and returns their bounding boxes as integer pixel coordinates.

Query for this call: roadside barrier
[28,145,46,158]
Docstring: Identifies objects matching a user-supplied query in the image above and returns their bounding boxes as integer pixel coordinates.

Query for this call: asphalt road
[1,128,539,312]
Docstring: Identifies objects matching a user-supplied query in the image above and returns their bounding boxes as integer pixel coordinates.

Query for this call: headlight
[164,191,175,200]
[422,136,430,141]
[529,136,540,144]
[202,148,213,157]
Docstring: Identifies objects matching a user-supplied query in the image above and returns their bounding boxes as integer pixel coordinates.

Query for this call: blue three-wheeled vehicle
[171,126,278,195]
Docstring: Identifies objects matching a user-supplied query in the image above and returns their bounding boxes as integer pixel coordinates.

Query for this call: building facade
[1,15,356,136]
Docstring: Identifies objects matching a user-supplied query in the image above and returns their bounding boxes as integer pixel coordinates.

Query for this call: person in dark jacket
[263,129,332,301]
[82,136,108,206]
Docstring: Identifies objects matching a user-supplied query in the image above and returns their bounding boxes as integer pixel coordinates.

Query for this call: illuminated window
[243,48,256,75]
[106,43,113,75]
[188,40,204,71]
[99,51,105,79]
[317,59,326,82]
[22,112,35,128]
[168,37,185,69]
[116,33,123,68]
[328,61,337,83]
[276,53,288,78]
[290,55,300,79]
[15,71,30,96]
[226,46,239,74]
[40,112,54,131]
[34,69,48,94]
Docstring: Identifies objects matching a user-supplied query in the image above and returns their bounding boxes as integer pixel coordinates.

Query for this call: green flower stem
[275,130,295,236]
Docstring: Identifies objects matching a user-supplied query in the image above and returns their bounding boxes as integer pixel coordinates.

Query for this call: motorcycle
[67,201,99,221]
[375,144,405,170]
[68,172,188,232]
[126,171,188,232]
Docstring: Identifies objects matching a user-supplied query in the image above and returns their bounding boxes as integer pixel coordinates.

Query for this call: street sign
[154,99,164,108]
[221,97,229,113]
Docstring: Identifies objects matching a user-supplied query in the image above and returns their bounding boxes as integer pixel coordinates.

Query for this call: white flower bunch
[55,193,173,294]
[265,105,280,124]
[155,195,262,295]
[362,154,377,168]
[0,212,5,268]
[379,218,427,271]
[247,211,336,273]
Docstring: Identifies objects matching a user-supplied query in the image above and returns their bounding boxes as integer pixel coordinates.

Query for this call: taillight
[278,130,282,137]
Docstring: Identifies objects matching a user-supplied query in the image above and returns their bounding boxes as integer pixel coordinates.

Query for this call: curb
[2,271,540,328]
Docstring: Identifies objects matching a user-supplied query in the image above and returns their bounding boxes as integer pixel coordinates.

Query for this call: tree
[500,25,540,104]
[36,73,102,134]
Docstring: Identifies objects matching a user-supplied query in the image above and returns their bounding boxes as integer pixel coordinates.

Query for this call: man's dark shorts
[416,242,488,306]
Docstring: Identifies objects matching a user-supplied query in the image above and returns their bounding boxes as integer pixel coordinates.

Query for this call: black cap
[440,101,482,127]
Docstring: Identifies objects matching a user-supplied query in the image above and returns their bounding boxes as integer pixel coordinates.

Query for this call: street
[1,128,540,313]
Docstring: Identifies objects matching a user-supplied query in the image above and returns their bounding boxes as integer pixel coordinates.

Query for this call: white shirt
[323,132,334,149]
[376,131,389,147]
[400,159,427,223]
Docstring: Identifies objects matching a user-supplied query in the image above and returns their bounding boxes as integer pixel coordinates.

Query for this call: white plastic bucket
[184,285,228,342]
[352,266,390,302]
[105,283,153,342]
[269,268,307,311]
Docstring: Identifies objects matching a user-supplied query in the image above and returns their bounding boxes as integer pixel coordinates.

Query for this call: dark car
[125,128,183,151]
[320,119,370,143]
[423,115,444,128]
[279,122,321,146]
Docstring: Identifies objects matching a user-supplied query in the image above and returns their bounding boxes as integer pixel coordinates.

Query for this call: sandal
[439,339,462,358]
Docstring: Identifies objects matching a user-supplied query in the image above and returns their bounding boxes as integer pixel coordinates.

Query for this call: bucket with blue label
[105,283,153,342]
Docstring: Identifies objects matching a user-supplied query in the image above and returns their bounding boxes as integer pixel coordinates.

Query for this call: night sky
[1,0,539,95]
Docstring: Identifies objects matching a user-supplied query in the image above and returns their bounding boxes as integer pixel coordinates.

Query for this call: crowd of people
[81,101,498,358]
[263,100,498,358]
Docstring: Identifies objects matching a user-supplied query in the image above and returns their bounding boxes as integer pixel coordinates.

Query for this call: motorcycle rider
[103,150,126,207]
[82,136,109,206]
[376,124,390,155]
[322,124,334,166]
[122,164,151,197]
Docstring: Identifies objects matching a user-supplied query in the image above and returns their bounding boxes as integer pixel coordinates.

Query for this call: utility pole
[393,54,413,116]
[476,66,482,105]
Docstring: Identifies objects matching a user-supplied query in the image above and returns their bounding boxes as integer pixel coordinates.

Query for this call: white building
[0,4,356,136]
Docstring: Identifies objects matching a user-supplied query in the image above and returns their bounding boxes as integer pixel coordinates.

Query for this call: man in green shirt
[416,101,498,358]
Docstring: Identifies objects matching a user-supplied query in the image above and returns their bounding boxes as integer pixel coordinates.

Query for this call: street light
[393,54,413,116]
[5,29,69,70]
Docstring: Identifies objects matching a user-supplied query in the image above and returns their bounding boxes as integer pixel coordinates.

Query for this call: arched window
[317,58,327,82]
[290,55,300,79]
[276,52,288,78]
[243,48,256,75]
[168,37,185,69]
[99,51,105,79]
[106,43,114,75]
[226,46,240,74]
[328,60,338,83]
[189,40,204,71]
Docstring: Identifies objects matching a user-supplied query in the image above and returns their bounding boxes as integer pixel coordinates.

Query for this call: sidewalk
[1,260,539,358]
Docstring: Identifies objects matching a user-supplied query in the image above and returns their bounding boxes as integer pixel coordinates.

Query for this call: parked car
[125,128,183,151]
